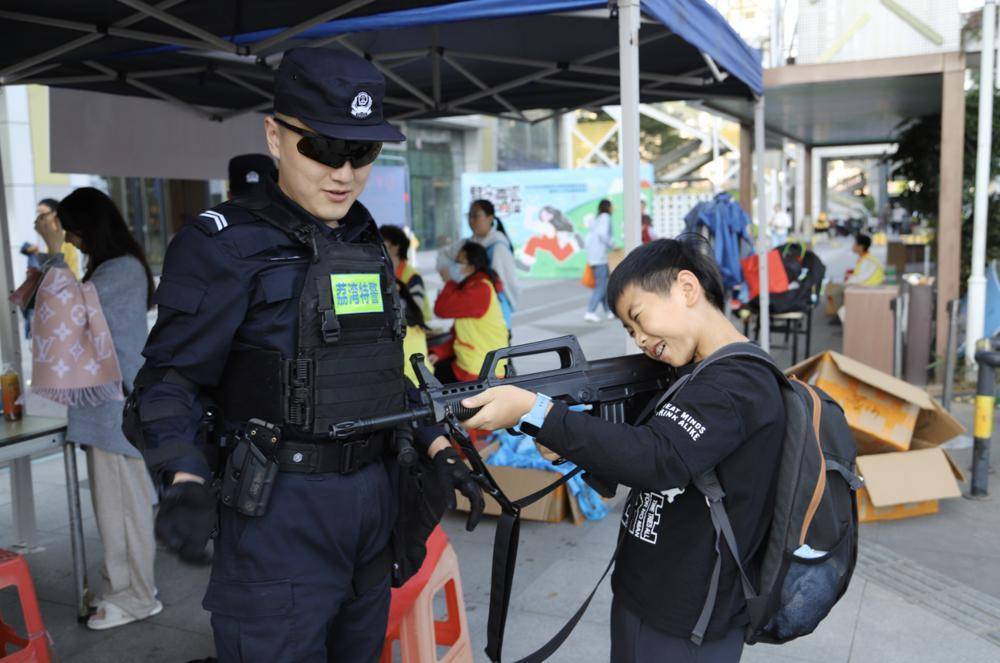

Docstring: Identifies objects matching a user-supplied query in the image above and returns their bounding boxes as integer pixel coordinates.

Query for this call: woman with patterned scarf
[33,187,160,630]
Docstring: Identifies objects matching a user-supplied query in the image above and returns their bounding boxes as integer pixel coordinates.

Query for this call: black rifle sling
[485,466,582,662]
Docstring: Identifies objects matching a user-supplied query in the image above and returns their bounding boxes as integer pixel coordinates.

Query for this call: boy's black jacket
[537,356,785,640]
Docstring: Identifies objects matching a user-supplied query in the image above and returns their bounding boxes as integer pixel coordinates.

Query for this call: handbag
[581,264,596,289]
[742,249,790,301]
[10,266,44,313]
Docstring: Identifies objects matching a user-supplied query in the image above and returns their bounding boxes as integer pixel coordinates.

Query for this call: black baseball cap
[274,47,406,143]
[228,153,276,197]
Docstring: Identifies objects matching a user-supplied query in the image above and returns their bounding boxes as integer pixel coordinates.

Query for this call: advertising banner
[460,166,654,279]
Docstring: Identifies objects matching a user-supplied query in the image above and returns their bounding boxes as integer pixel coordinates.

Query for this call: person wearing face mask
[430,241,509,383]
[437,199,520,312]
[128,48,483,662]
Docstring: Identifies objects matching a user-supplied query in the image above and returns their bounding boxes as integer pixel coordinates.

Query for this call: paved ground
[3,236,1000,662]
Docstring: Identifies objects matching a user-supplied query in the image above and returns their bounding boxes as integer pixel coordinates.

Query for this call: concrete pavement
[3,238,1000,662]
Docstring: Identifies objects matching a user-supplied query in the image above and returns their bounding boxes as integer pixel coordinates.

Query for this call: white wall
[797,0,961,65]
[49,88,268,181]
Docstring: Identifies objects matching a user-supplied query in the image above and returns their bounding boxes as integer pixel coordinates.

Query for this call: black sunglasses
[273,117,382,169]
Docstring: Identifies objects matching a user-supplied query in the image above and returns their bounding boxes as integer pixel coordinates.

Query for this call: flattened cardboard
[855,448,961,508]
[453,443,584,525]
[786,351,965,452]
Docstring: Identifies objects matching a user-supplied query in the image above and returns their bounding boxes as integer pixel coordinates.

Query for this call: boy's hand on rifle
[462,386,541,430]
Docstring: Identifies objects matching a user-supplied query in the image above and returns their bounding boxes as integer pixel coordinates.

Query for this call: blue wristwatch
[514,393,553,437]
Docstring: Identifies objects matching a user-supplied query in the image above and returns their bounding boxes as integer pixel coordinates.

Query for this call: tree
[892,84,1000,288]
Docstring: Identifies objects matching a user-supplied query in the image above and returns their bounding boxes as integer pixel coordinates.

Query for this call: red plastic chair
[0,549,50,663]
[379,526,472,663]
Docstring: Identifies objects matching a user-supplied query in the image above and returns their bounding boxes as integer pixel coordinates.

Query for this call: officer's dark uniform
[136,49,428,662]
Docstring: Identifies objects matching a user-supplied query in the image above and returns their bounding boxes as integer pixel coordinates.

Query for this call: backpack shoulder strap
[690,470,757,645]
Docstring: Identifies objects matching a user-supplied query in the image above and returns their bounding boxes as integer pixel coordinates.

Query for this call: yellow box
[788,351,964,455]
[857,487,938,523]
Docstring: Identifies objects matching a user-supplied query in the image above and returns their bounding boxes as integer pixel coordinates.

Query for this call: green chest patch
[331,273,383,314]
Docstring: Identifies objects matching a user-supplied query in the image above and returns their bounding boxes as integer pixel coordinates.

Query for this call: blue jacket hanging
[685,192,753,289]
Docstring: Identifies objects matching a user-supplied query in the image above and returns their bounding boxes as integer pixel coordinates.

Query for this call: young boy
[463,238,785,662]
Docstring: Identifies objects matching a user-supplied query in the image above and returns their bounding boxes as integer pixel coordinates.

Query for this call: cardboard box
[787,351,963,454]
[787,351,966,522]
[855,448,964,523]
[454,443,584,525]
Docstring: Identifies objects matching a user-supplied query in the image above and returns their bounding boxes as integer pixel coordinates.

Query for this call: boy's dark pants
[610,595,744,663]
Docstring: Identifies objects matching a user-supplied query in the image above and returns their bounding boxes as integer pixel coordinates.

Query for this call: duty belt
[275,433,387,474]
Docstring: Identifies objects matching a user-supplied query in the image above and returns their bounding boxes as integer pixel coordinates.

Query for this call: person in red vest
[431,241,509,382]
[641,200,656,244]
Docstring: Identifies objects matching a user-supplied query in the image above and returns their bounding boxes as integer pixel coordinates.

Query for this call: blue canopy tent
[0,0,766,370]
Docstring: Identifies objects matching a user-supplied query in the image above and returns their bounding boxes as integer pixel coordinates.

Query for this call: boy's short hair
[379,224,410,260]
[854,233,872,252]
[608,236,726,314]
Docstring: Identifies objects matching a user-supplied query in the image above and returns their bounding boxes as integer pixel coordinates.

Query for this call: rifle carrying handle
[478,335,588,381]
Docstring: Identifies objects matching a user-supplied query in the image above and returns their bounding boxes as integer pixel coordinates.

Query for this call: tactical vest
[214,196,406,439]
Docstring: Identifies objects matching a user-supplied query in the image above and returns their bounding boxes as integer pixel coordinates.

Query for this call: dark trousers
[204,460,397,662]
[610,596,744,663]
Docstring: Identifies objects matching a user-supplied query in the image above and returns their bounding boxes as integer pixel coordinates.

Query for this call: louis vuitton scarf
[31,267,123,406]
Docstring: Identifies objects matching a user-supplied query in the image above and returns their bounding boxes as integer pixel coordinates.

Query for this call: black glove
[155,480,216,565]
[432,447,485,531]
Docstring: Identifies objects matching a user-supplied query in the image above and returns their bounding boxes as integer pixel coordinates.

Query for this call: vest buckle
[321,310,341,344]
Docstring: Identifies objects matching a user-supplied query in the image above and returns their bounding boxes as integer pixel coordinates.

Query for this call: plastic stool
[0,549,50,663]
[380,527,472,663]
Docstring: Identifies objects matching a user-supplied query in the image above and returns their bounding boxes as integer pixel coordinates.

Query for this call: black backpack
[666,343,861,645]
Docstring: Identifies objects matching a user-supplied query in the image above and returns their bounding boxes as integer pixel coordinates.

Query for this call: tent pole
[967,0,996,364]
[619,0,641,353]
[619,0,641,254]
[754,96,770,352]
[0,134,23,374]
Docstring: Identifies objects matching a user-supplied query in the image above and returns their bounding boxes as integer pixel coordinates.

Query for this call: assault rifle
[330,334,673,498]
[330,335,674,663]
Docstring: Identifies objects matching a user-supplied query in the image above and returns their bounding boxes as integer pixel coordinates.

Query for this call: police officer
[134,48,484,661]
[227,153,275,199]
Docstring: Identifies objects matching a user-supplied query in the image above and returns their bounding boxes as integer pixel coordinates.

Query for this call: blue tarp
[641,0,763,95]
[487,427,609,522]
